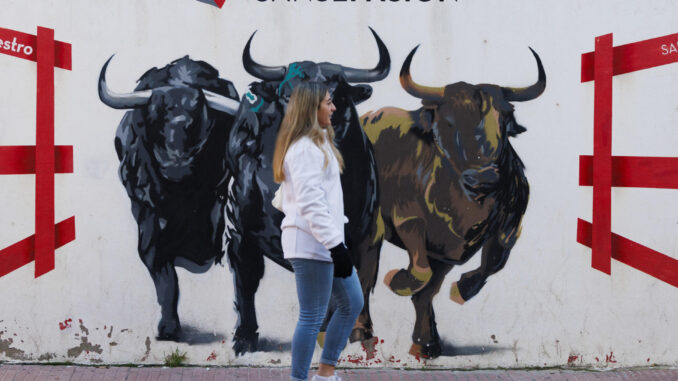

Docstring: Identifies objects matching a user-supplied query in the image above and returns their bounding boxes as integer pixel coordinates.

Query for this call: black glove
[330,243,353,278]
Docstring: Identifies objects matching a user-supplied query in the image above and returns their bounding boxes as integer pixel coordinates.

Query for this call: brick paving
[1,365,678,380]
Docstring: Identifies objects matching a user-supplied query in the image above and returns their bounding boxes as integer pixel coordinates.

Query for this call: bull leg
[138,245,181,341]
[409,259,452,359]
[228,237,265,355]
[452,235,512,304]
[350,237,382,343]
[383,217,432,296]
[134,205,182,341]
[150,259,181,340]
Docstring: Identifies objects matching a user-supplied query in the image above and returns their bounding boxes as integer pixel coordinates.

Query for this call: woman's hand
[330,243,353,278]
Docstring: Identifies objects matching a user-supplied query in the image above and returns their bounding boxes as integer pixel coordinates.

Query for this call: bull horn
[502,47,546,102]
[243,31,287,81]
[399,45,445,101]
[203,90,240,115]
[340,27,391,83]
[98,55,152,109]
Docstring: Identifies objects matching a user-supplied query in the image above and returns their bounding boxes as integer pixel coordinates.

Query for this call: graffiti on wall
[98,56,240,340]
[98,27,545,360]
[360,45,545,358]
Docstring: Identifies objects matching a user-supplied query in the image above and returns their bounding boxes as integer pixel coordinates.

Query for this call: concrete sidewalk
[1,365,678,381]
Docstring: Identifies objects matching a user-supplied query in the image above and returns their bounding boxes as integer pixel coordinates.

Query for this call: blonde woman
[273,81,363,381]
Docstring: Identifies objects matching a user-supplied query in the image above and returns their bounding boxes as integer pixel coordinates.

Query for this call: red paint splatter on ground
[595,357,600,362]
[361,336,379,360]
[567,355,579,364]
[605,352,617,363]
[345,354,364,365]
[58,318,72,330]
[206,352,217,361]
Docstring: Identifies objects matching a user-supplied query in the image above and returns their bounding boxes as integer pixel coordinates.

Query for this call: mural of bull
[98,56,240,341]
[225,28,389,354]
[360,45,546,358]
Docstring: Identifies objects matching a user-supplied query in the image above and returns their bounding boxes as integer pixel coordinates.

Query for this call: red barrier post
[592,33,613,275]
[35,26,56,277]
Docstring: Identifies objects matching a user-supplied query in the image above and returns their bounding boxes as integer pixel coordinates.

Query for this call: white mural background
[0,0,677,368]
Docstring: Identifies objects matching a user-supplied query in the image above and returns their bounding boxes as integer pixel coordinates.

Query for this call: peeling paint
[605,352,617,363]
[361,336,379,360]
[38,353,56,361]
[109,342,118,346]
[567,355,579,364]
[491,334,498,344]
[269,358,281,364]
[0,332,30,360]
[67,336,103,358]
[140,336,151,362]
[206,351,217,361]
[78,319,89,335]
[58,318,73,330]
[107,326,113,338]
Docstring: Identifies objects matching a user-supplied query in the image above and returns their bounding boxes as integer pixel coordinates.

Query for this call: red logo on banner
[0,26,75,279]
[196,0,225,8]
[577,32,678,287]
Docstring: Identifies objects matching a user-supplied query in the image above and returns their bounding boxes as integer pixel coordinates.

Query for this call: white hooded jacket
[280,136,347,262]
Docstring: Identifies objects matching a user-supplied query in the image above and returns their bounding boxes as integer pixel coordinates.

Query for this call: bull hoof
[156,319,181,341]
[233,330,259,356]
[409,341,442,359]
[383,267,432,296]
[349,328,373,343]
[449,282,466,305]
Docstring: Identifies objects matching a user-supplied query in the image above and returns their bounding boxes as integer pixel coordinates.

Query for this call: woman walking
[273,81,363,381]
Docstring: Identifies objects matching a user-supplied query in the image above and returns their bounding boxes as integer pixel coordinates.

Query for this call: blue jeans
[289,258,363,381]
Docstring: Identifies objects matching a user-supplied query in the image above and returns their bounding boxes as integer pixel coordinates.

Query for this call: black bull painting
[98,31,545,360]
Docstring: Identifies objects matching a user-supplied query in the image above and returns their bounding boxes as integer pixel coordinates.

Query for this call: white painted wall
[0,0,677,368]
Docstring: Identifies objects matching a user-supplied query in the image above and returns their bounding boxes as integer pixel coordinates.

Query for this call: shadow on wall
[439,340,511,357]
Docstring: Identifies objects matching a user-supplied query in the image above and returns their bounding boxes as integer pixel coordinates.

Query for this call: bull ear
[420,100,438,128]
[506,120,527,136]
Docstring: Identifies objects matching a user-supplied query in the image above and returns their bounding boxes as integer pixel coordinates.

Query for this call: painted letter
[670,43,678,55]
[11,37,17,52]
[3,40,10,50]
[24,45,33,55]
[662,44,669,55]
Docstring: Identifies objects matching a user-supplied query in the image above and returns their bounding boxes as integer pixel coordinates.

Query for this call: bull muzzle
[460,165,500,201]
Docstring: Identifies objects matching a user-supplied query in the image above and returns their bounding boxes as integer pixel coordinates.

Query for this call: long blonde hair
[273,81,344,183]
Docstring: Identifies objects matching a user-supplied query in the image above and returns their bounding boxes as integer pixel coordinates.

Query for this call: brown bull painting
[357,45,545,358]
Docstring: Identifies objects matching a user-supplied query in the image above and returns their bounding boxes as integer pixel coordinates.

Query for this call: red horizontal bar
[0,216,75,278]
[0,145,73,174]
[582,32,678,82]
[0,26,71,70]
[577,219,678,288]
[579,155,678,189]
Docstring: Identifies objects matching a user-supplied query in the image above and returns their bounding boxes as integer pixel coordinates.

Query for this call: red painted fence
[0,26,74,278]
[578,32,678,286]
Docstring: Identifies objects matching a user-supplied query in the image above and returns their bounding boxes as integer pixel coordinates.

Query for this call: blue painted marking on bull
[277,63,304,95]
[245,91,258,104]
[251,99,264,112]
